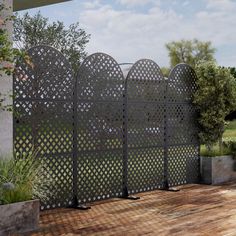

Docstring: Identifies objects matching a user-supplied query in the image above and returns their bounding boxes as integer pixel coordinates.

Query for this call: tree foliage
[166,39,216,68]
[229,67,236,78]
[161,67,170,77]
[0,2,18,111]
[14,12,90,73]
[0,3,14,77]
[194,62,236,150]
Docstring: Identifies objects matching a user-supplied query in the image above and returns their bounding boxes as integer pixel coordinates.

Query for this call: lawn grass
[225,120,236,130]
[223,129,236,138]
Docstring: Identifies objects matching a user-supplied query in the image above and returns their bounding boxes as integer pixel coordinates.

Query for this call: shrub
[0,153,51,205]
[194,62,236,151]
[200,144,230,157]
[222,138,236,158]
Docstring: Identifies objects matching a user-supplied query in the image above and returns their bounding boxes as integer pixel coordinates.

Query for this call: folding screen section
[75,53,125,204]
[125,59,166,194]
[13,45,74,209]
[167,64,200,186]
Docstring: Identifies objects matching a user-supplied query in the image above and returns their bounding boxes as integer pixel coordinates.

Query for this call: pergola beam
[13,0,71,11]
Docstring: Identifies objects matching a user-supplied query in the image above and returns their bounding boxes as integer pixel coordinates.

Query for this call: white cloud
[183,1,189,6]
[117,0,155,7]
[83,0,101,9]
[80,4,182,65]
[195,0,236,46]
[78,0,236,67]
[206,0,235,11]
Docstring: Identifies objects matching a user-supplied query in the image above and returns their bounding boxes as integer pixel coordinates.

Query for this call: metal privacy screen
[126,59,166,193]
[14,45,200,209]
[75,53,125,204]
[14,46,75,209]
[167,64,199,186]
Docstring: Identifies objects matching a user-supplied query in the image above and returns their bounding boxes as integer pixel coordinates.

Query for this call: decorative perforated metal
[13,45,74,209]
[75,53,125,203]
[125,59,166,193]
[167,64,200,186]
[14,48,200,209]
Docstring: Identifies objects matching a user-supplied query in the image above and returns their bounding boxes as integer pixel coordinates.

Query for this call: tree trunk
[206,144,212,152]
[219,135,223,154]
[219,125,224,155]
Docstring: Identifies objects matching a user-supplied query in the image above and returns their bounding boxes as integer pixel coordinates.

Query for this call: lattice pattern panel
[167,64,200,186]
[167,104,199,145]
[77,150,123,203]
[126,59,165,193]
[13,45,74,209]
[168,63,197,103]
[76,53,125,203]
[14,48,201,208]
[127,148,164,193]
[167,146,199,186]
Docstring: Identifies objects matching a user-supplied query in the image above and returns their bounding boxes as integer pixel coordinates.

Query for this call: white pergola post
[0,0,70,157]
[0,0,13,157]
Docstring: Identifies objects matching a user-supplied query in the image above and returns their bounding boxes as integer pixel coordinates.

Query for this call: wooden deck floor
[24,183,236,236]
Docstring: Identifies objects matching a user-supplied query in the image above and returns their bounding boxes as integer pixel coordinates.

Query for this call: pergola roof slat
[13,0,71,11]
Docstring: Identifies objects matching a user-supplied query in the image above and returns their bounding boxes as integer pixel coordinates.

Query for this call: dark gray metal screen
[13,46,200,209]
[75,53,125,203]
[13,46,74,209]
[167,64,199,186]
[126,59,165,193]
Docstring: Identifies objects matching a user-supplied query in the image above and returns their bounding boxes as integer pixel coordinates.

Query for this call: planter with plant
[200,154,236,185]
[222,138,236,171]
[194,62,236,184]
[200,139,236,185]
[0,153,50,235]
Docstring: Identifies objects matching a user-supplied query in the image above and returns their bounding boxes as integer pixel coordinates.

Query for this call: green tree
[0,3,14,77]
[161,67,170,77]
[13,12,90,73]
[194,62,236,151]
[166,39,216,68]
[229,67,236,78]
[0,2,21,111]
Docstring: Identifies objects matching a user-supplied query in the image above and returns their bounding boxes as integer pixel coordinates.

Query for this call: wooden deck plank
[20,183,236,236]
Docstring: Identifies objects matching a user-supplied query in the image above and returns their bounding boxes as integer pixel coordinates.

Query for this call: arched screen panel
[76,53,125,203]
[167,63,200,186]
[13,45,74,209]
[126,59,166,193]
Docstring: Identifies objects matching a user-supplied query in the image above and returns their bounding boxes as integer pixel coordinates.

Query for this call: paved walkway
[24,183,236,236]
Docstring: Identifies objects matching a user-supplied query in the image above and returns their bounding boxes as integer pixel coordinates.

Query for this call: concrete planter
[201,155,236,185]
[0,199,40,235]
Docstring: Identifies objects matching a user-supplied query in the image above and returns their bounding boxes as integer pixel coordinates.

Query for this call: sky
[18,0,236,67]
